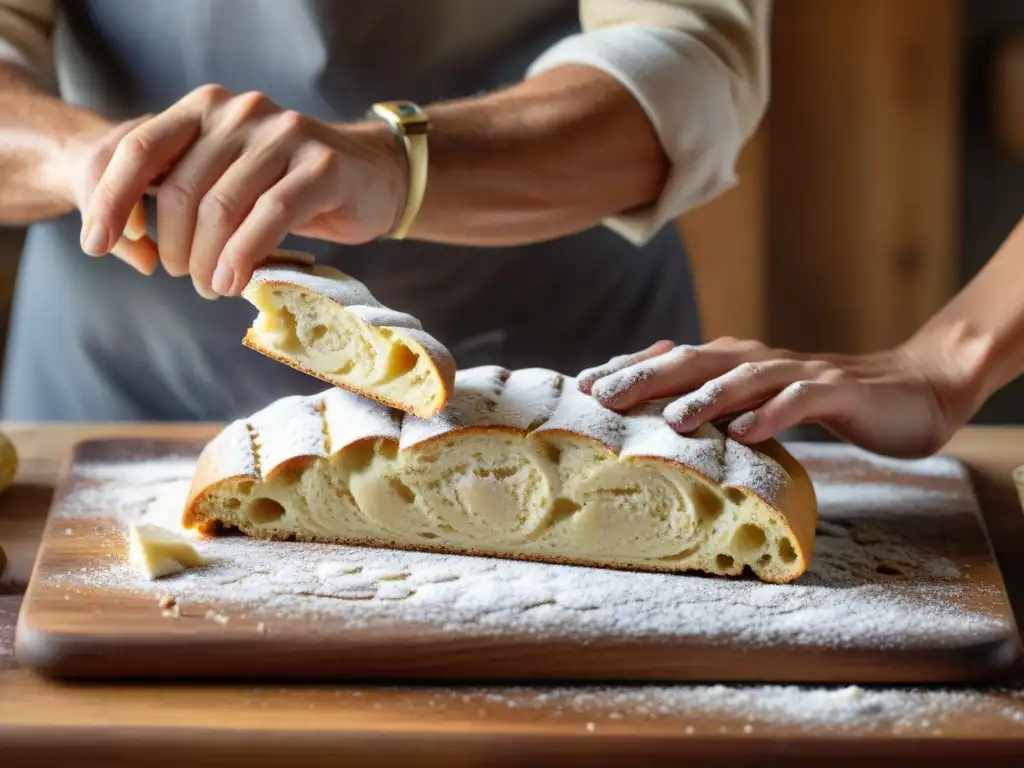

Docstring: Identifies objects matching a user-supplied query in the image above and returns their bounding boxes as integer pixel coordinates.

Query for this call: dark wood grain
[14,437,1020,685]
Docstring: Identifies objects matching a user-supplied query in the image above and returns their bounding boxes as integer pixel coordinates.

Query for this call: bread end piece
[241,262,455,419]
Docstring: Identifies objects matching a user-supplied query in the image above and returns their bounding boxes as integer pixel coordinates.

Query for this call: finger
[663,359,831,432]
[77,118,151,247]
[82,105,202,256]
[592,344,759,411]
[76,116,150,203]
[189,148,292,297]
[590,346,698,410]
[124,201,148,241]
[211,160,333,296]
[109,232,159,275]
[727,380,860,444]
[577,340,674,394]
[156,134,243,279]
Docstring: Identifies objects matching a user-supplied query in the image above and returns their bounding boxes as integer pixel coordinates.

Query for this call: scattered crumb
[161,604,181,618]
[852,527,884,545]
[63,595,70,601]
[585,722,596,732]
[63,528,73,535]
[158,594,177,610]
[684,725,695,735]
[255,622,267,635]
[743,724,754,734]
[204,609,229,626]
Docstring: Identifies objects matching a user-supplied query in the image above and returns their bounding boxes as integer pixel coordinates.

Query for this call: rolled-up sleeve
[0,0,55,83]
[528,0,771,246]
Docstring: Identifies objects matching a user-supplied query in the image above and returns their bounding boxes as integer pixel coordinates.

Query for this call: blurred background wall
[680,0,1024,426]
[1,0,1022,424]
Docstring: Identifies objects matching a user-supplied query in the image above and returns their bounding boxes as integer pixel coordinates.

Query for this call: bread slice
[183,367,818,583]
[241,260,456,419]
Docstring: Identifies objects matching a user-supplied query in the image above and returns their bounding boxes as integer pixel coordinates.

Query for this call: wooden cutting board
[15,438,1020,684]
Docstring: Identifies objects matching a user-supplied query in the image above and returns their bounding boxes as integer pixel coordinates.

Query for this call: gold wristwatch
[368,101,431,240]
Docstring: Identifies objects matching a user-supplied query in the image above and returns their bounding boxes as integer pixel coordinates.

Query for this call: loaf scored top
[183,366,818,583]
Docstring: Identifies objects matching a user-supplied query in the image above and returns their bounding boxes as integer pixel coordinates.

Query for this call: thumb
[123,200,148,241]
[110,232,159,275]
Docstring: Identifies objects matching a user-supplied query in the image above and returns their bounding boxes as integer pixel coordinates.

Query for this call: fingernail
[664,383,720,428]
[663,397,703,430]
[212,263,235,296]
[82,220,110,255]
[124,219,146,242]
[729,411,757,437]
[193,280,219,301]
[592,373,630,403]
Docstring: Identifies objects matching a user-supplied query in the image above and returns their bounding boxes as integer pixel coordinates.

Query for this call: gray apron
[2,0,700,421]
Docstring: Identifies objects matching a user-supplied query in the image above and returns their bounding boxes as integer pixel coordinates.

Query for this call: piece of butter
[128,523,205,579]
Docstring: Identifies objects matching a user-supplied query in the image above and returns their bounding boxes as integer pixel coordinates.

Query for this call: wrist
[902,317,1000,422]
[50,111,113,209]
[329,120,407,240]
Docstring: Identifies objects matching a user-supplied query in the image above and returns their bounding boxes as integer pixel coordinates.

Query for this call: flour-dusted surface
[370,683,1024,735]
[4,590,1024,735]
[38,441,1011,657]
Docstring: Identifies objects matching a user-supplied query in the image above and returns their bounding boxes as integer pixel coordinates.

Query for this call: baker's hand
[59,116,162,274]
[71,85,405,297]
[577,336,976,459]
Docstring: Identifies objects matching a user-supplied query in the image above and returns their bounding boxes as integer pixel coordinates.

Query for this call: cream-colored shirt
[0,0,769,245]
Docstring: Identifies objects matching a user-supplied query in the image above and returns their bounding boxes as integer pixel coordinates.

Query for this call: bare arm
[396,65,668,246]
[577,216,1024,459]
[0,61,107,223]
[913,215,1024,416]
[408,0,772,245]
[2,0,768,296]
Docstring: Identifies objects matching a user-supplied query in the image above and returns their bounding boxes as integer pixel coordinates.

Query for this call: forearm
[0,62,106,223]
[384,65,669,246]
[911,215,1024,412]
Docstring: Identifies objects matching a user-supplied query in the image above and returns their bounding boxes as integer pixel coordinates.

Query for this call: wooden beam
[677,127,767,342]
[767,0,961,353]
[991,31,1024,160]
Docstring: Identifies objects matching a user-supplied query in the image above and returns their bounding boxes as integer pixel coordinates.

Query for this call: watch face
[373,101,430,133]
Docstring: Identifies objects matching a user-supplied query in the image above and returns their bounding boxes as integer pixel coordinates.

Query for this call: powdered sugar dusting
[537,377,626,453]
[205,367,795,510]
[251,264,391,320]
[247,263,457,387]
[46,446,1009,654]
[402,367,565,448]
[723,439,789,509]
[346,304,421,330]
[322,388,400,451]
[408,683,1024,734]
[619,404,724,482]
[248,394,328,476]
[788,442,964,481]
[577,348,654,392]
[662,382,724,426]
[588,346,693,403]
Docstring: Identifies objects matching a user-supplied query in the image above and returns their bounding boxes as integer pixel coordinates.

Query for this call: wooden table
[3,423,1024,766]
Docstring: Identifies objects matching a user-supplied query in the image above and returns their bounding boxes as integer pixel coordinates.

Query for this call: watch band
[368,101,431,240]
